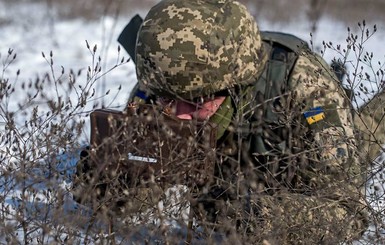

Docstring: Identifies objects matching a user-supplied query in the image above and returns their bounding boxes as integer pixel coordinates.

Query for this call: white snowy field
[1,0,385,244]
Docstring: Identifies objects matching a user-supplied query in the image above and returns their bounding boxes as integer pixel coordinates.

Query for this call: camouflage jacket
[128,33,368,244]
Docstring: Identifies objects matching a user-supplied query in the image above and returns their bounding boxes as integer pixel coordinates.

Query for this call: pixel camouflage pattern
[136,0,267,99]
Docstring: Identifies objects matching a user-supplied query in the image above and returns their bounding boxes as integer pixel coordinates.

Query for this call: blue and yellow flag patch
[303,107,325,125]
[133,90,148,104]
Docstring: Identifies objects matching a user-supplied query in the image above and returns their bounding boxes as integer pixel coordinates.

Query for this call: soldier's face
[159,96,226,120]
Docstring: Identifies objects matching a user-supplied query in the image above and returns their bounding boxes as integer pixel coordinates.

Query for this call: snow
[1,2,138,115]
[1,1,385,243]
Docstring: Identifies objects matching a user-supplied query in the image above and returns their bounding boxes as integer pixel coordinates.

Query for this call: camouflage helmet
[136,0,267,99]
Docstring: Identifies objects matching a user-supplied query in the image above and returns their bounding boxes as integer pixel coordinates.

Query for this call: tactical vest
[244,31,309,156]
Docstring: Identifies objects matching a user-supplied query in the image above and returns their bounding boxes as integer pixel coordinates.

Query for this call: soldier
[129,0,368,243]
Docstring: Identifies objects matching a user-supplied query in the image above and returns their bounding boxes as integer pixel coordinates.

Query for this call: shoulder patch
[303,104,343,131]
[303,107,325,125]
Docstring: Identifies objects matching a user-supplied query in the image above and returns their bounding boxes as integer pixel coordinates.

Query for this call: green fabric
[260,31,309,53]
[308,104,343,132]
[238,39,299,155]
[209,96,234,140]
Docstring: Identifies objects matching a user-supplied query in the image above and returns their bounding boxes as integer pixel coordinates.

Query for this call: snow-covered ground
[1,0,385,244]
[1,1,137,108]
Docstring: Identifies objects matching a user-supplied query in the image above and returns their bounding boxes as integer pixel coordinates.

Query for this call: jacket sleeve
[256,52,368,244]
[354,88,385,161]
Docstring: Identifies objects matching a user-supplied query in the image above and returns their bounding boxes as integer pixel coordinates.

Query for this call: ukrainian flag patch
[303,107,325,125]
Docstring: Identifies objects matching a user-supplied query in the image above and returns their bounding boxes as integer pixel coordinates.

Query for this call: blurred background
[3,0,384,28]
[1,0,384,75]
[1,0,383,84]
[3,0,384,23]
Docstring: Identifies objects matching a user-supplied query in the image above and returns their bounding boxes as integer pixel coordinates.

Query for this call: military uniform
[354,91,385,162]
[132,0,368,243]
